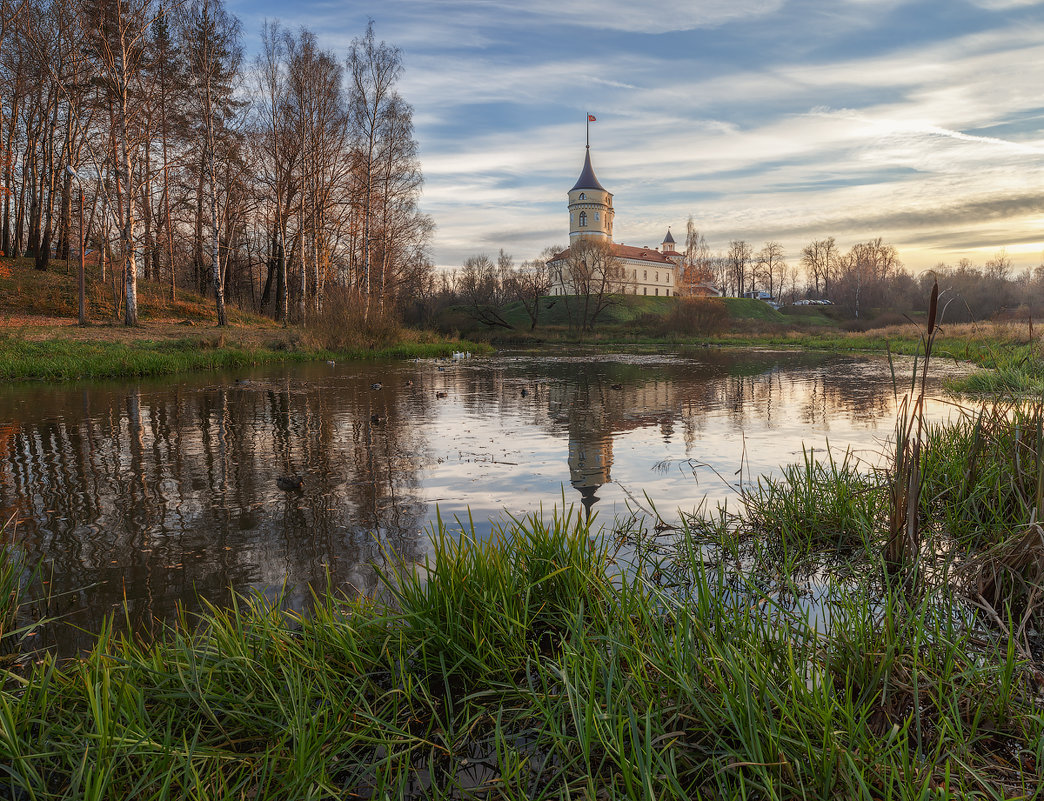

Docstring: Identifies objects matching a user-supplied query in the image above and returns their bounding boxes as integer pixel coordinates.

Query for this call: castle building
[548,146,683,297]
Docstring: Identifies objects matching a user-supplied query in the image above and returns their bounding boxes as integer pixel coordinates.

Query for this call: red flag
[588,114,596,122]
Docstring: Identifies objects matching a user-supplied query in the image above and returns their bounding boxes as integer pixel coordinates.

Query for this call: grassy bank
[4,398,1044,798]
[0,334,489,382]
[454,293,1044,397]
[0,256,488,381]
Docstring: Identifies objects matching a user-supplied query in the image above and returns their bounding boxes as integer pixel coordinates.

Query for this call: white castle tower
[567,147,614,242]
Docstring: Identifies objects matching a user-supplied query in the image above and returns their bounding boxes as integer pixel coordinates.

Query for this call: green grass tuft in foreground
[3,487,1043,798]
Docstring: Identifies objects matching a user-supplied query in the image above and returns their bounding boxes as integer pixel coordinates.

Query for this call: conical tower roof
[663,228,675,244]
[570,147,606,192]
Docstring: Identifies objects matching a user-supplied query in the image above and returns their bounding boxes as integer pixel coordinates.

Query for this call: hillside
[0,256,268,327]
[0,257,482,380]
[440,294,827,340]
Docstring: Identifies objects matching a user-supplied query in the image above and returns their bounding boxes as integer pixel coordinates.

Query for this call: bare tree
[457,252,513,329]
[800,237,838,297]
[834,237,901,318]
[755,240,785,299]
[181,0,242,326]
[561,238,628,333]
[82,0,163,325]
[346,21,401,319]
[682,216,715,295]
[726,239,752,298]
[511,246,557,330]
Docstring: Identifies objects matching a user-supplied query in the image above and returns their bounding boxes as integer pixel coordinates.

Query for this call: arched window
[666,289,670,297]
[579,212,587,227]
[594,212,599,221]
[643,271,647,280]
[579,192,586,200]
[655,288,659,296]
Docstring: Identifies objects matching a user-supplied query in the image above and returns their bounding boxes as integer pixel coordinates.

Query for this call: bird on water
[277,475,304,492]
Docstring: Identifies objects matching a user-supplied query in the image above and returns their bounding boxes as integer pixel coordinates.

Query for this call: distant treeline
[0,0,432,325]
[436,222,1044,333]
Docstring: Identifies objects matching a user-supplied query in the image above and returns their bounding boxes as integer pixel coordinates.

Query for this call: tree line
[439,218,1044,333]
[0,0,432,325]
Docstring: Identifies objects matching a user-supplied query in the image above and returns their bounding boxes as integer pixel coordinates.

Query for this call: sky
[228,0,1044,275]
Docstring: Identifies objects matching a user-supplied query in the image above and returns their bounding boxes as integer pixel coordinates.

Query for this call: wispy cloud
[234,0,1044,272]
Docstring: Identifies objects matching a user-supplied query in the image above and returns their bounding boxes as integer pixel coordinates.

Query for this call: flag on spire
[588,114,597,122]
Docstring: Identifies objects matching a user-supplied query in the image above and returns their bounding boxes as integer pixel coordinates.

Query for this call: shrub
[302,287,405,351]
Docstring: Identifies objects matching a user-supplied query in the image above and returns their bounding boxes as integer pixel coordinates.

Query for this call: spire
[662,228,675,245]
[570,147,605,192]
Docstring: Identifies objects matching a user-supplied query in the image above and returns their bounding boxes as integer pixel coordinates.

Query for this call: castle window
[655,288,659,296]
[666,289,670,297]
[633,270,636,279]
[643,271,647,280]
[643,287,647,296]
[656,272,659,282]
[579,212,587,227]
[578,192,586,200]
[594,212,599,221]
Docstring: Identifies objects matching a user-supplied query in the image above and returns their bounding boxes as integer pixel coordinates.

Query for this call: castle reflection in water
[556,377,677,517]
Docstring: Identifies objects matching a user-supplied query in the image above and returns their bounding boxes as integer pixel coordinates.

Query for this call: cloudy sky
[229,0,1044,274]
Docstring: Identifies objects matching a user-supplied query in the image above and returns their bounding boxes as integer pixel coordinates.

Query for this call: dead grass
[0,255,268,327]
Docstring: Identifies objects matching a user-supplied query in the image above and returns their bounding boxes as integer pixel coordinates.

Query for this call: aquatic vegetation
[739,447,882,552]
[3,488,1044,799]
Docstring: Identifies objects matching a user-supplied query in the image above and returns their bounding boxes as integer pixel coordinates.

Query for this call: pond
[0,347,969,653]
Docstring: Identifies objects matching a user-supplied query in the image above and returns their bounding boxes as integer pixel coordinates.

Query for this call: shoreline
[0,320,489,382]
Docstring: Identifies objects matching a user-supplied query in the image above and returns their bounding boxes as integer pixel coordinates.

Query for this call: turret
[568,148,614,242]
[661,228,675,253]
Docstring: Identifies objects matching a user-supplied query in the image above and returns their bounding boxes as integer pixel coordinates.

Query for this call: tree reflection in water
[0,350,961,654]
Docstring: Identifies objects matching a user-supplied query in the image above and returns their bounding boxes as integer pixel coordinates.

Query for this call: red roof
[612,243,674,264]
[549,243,675,265]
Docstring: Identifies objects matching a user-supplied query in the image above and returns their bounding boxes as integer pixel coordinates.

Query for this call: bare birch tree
[346,21,401,318]
[82,0,162,325]
[181,0,241,326]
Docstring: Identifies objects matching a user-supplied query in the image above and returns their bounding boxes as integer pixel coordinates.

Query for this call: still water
[0,347,968,652]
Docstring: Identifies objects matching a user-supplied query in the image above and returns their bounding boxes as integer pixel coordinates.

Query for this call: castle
[547,145,682,297]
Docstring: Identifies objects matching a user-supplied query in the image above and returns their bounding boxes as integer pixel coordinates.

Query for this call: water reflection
[0,348,967,653]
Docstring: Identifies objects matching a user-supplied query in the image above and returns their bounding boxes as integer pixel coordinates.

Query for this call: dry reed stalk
[884,279,940,587]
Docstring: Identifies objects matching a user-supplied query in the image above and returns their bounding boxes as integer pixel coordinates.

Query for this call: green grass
[0,337,490,382]
[6,319,1044,798]
[717,297,787,322]
[451,296,782,339]
[5,418,1044,798]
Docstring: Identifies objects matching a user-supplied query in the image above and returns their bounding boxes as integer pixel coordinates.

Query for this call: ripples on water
[0,347,969,653]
